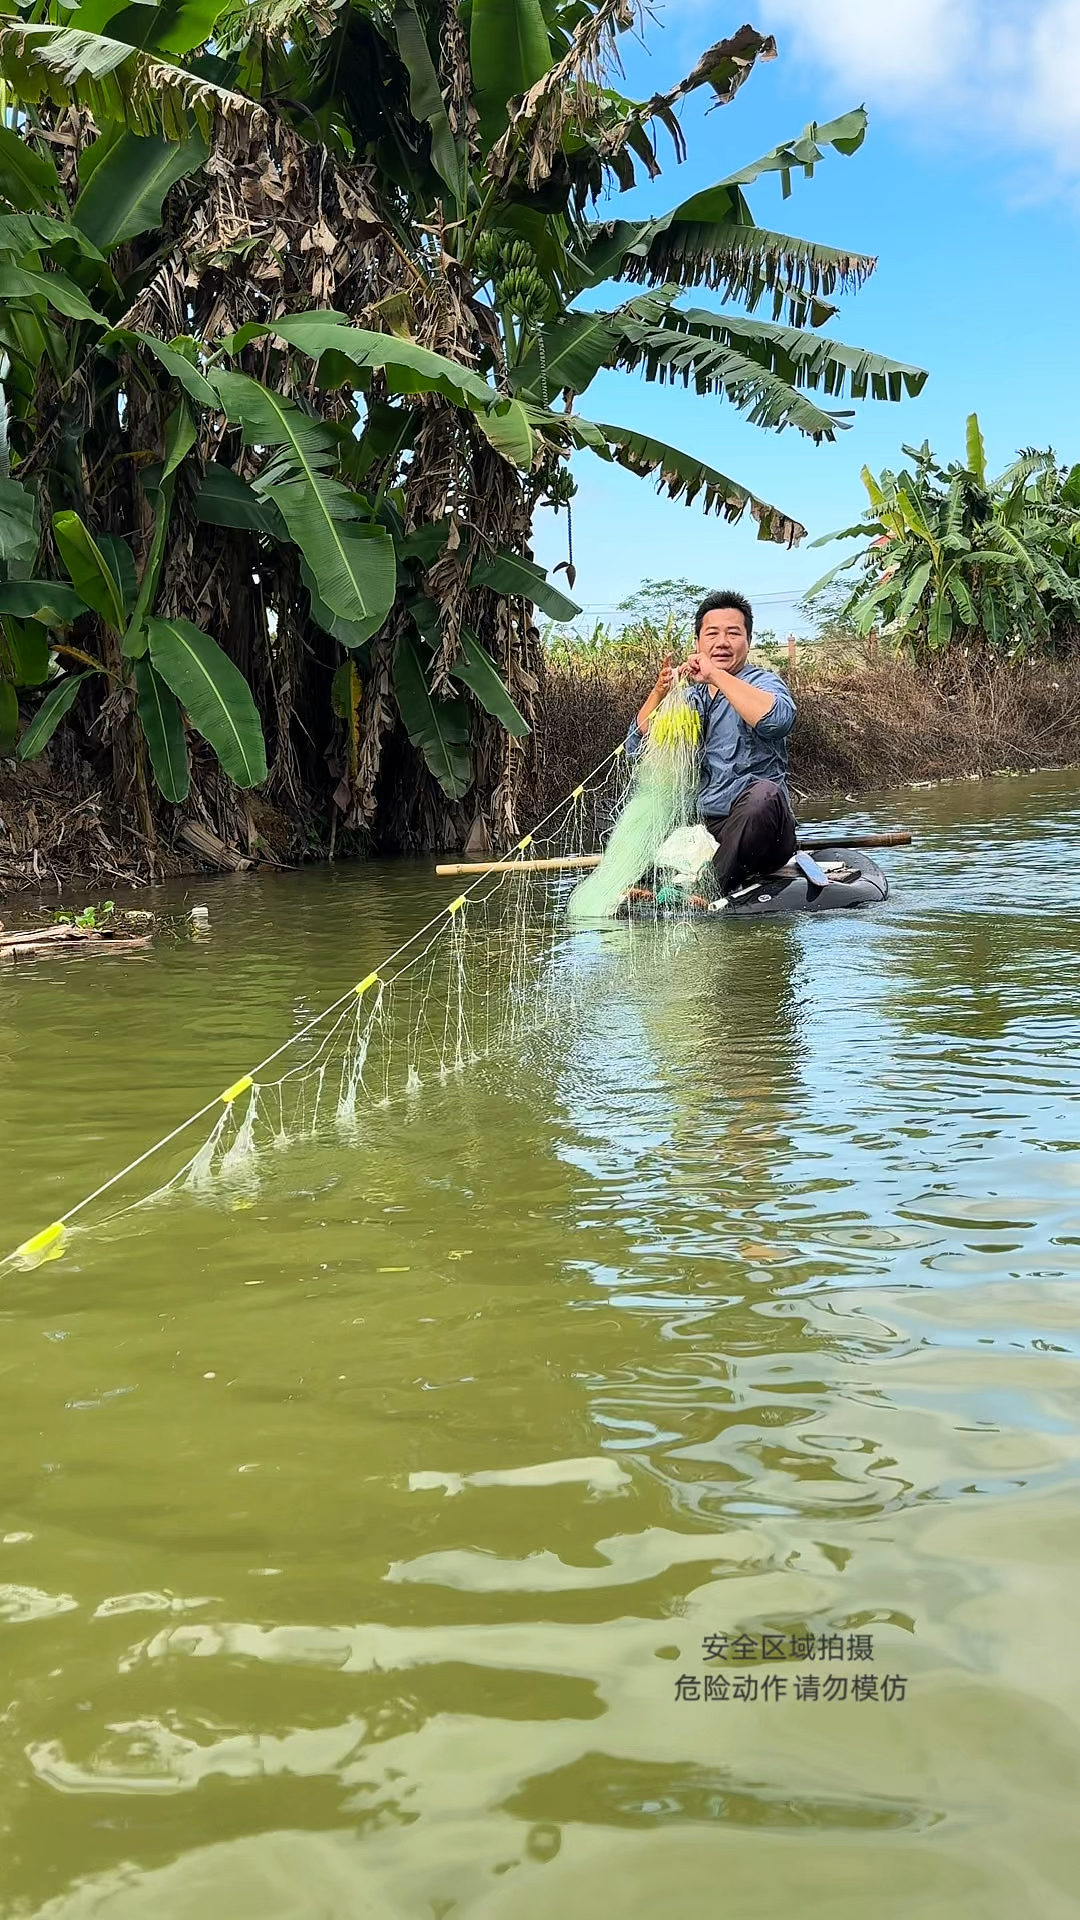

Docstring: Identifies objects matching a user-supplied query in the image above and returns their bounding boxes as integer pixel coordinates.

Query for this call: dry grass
[534,650,1080,815]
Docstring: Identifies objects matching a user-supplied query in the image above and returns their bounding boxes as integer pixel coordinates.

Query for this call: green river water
[3,770,1080,1919]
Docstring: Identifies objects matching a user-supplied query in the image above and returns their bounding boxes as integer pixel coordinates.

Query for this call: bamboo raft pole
[435,854,603,876]
[435,833,912,877]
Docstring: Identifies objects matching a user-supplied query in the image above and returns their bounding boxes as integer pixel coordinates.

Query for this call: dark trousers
[705,779,797,892]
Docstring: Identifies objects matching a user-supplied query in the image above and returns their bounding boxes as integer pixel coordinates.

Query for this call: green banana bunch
[472,234,554,322]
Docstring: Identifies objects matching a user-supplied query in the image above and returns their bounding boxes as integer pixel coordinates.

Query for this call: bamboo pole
[435,854,603,876]
[435,833,912,876]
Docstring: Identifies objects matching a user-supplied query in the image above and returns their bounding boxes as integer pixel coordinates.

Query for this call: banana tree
[0,107,561,841]
[0,0,928,857]
[809,415,1080,656]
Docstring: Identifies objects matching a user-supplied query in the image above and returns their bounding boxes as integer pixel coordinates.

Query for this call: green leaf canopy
[117,331,220,409]
[0,476,40,572]
[211,370,397,640]
[809,425,1080,656]
[228,316,504,416]
[134,654,189,802]
[470,0,551,150]
[17,670,94,760]
[471,550,581,622]
[451,631,530,738]
[1,23,247,141]
[195,465,286,538]
[0,263,106,324]
[393,2,466,207]
[393,631,472,798]
[69,0,227,58]
[0,122,61,210]
[53,510,127,630]
[569,418,807,546]
[578,114,875,303]
[0,617,51,684]
[0,580,86,624]
[72,129,209,249]
[514,296,926,445]
[147,616,267,787]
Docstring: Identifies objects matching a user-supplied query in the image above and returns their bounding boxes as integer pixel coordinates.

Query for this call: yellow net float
[12,1221,67,1270]
[650,703,702,753]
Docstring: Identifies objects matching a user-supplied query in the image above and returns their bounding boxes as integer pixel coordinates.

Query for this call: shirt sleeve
[753,672,796,740]
[625,716,646,760]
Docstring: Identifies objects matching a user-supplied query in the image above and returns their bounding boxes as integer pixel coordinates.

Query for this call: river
[3,770,1080,1919]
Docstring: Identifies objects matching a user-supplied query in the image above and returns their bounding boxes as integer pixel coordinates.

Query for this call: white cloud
[759,0,1080,179]
[761,0,975,98]
[1022,1,1080,156]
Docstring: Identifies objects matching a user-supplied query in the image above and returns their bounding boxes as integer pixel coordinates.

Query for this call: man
[626,590,797,895]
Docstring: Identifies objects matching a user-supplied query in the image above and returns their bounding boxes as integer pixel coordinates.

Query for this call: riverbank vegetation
[811,416,1080,656]
[535,608,1080,816]
[533,415,1080,813]
[0,0,925,882]
[6,627,1078,893]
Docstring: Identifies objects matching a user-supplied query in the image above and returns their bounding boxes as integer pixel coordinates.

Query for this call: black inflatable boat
[622,847,889,919]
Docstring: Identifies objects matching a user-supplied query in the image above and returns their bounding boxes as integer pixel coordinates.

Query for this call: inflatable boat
[621,847,889,919]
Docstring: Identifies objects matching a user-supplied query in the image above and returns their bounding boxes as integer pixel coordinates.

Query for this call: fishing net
[7,742,684,1270]
[166,688,718,1212]
[566,682,710,921]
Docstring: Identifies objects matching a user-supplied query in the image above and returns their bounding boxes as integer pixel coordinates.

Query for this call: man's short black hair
[694,590,753,642]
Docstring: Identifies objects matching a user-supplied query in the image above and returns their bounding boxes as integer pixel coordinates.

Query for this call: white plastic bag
[653,824,718,888]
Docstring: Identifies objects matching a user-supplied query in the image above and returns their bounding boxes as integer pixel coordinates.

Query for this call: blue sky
[532,0,1080,632]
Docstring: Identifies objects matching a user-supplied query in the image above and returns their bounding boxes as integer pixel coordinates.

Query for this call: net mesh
[7,706,720,1268]
[107,746,644,1221]
[566,683,705,922]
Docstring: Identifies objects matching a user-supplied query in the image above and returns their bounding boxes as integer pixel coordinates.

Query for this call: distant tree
[798,580,861,641]
[617,579,708,629]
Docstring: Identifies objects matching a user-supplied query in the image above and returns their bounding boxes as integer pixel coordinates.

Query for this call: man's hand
[652,653,676,701]
[636,652,676,733]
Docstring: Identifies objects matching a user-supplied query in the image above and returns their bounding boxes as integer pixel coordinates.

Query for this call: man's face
[694,606,750,682]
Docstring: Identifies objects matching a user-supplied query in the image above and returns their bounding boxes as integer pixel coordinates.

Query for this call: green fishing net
[565,684,706,922]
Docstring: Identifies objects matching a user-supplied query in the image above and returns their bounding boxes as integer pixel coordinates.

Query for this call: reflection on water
[3,771,1080,1917]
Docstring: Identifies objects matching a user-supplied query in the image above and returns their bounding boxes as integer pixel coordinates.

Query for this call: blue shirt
[625,665,796,821]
